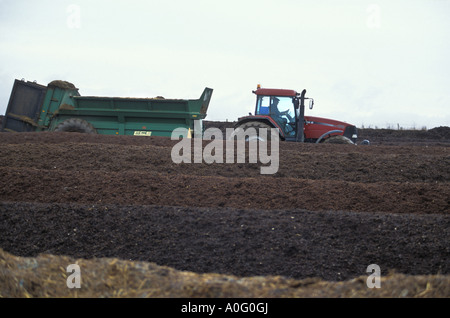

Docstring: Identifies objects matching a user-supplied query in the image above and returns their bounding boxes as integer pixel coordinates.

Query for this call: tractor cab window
[256,96,271,115]
[256,96,296,136]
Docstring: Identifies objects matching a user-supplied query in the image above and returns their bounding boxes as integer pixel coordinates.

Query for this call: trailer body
[1,79,213,137]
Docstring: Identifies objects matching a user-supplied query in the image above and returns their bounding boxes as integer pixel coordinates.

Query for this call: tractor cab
[252,86,312,141]
[255,94,296,137]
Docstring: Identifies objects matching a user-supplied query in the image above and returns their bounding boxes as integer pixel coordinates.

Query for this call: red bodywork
[303,115,352,140]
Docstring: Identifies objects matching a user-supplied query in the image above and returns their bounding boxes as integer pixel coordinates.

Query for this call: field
[0,123,449,298]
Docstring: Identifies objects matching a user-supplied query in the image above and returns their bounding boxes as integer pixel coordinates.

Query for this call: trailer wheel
[230,121,275,142]
[54,118,97,134]
[323,135,354,144]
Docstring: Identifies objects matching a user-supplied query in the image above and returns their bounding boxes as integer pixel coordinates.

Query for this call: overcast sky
[1,0,449,129]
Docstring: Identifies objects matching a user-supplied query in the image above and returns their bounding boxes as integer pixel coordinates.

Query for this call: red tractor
[233,85,363,144]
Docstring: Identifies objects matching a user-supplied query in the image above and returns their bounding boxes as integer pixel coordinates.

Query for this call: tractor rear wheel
[54,118,97,134]
[323,135,354,144]
[230,121,275,142]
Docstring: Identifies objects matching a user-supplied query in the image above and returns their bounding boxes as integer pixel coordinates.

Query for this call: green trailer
[1,79,213,137]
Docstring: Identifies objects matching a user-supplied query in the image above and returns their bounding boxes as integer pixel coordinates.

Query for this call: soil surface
[0,123,449,297]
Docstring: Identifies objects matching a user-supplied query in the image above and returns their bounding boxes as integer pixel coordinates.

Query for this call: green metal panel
[46,86,213,136]
[36,81,80,131]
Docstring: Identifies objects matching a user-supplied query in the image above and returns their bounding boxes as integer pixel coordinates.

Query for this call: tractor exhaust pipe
[296,89,307,142]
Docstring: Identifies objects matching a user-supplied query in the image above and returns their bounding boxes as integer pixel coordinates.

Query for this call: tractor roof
[253,88,298,97]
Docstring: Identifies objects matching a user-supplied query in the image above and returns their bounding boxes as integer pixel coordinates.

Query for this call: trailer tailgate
[1,80,47,132]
